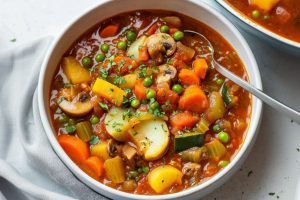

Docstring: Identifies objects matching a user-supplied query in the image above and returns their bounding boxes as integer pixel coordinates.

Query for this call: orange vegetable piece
[138,46,149,62]
[193,58,208,79]
[113,55,138,75]
[170,112,199,134]
[85,156,105,177]
[179,85,208,113]
[146,23,158,36]
[178,68,200,85]
[169,28,179,35]
[100,24,119,38]
[134,79,147,100]
[58,134,90,164]
[157,88,179,111]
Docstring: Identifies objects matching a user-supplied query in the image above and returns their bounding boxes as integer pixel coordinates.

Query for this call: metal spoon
[184,30,300,123]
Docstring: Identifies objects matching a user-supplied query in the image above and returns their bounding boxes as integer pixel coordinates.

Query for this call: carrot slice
[113,55,138,75]
[85,156,104,177]
[146,23,158,36]
[178,85,208,113]
[170,112,199,134]
[100,24,119,38]
[178,68,200,85]
[193,58,208,79]
[134,79,147,100]
[58,134,90,164]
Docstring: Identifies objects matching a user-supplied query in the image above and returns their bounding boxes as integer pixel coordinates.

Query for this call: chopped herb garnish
[89,135,100,145]
[57,97,65,104]
[113,75,126,85]
[98,102,109,110]
[100,68,109,79]
[269,192,275,196]
[122,109,133,120]
[65,125,76,133]
[124,88,132,94]
[55,108,62,114]
[121,96,130,108]
[10,38,16,42]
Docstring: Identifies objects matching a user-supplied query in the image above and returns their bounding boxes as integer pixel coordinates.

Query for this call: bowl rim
[216,0,300,49]
[38,0,263,199]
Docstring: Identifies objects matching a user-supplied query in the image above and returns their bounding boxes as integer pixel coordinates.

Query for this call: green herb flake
[10,38,16,42]
[269,192,275,196]
[100,68,109,79]
[113,75,126,85]
[98,102,109,110]
[55,108,62,114]
[89,135,100,145]
[65,125,76,133]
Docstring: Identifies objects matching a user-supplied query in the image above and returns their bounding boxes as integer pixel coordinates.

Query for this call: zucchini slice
[175,132,204,153]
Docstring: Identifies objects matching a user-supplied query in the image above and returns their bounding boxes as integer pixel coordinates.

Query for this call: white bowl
[38,0,263,199]
[216,0,300,50]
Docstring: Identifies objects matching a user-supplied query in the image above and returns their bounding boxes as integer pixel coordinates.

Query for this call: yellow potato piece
[119,74,138,89]
[148,165,183,193]
[62,57,91,84]
[92,78,126,106]
[250,0,280,12]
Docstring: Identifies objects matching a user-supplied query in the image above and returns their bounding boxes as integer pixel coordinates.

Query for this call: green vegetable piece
[58,114,69,124]
[143,77,153,87]
[142,166,150,173]
[175,132,204,152]
[172,84,183,94]
[130,99,140,108]
[263,15,270,20]
[117,41,127,50]
[252,10,261,18]
[129,170,139,178]
[160,25,169,33]
[89,135,100,145]
[68,119,76,125]
[75,121,93,142]
[65,125,76,133]
[222,84,233,107]
[82,56,92,68]
[216,78,224,85]
[126,31,137,41]
[90,116,100,125]
[218,131,230,143]
[146,89,156,99]
[173,31,184,41]
[101,43,109,53]
[213,124,221,132]
[206,139,226,160]
[95,53,105,62]
[218,160,229,168]
[150,101,159,110]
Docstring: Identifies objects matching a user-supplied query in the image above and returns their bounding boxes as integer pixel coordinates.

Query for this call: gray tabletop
[0,0,299,200]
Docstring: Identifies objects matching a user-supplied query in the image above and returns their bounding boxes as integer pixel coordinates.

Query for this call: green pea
[150,101,159,110]
[126,31,137,41]
[146,89,156,99]
[117,41,127,50]
[90,116,100,125]
[213,124,221,132]
[252,10,261,18]
[218,160,229,168]
[65,125,76,133]
[129,170,139,178]
[172,84,183,94]
[137,167,143,174]
[218,131,230,143]
[216,79,224,85]
[130,99,140,108]
[143,77,153,87]
[101,43,109,53]
[95,53,105,62]
[160,25,170,33]
[81,56,92,68]
[173,31,184,41]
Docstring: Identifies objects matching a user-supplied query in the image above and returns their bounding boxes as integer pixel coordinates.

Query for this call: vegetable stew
[49,10,251,195]
[226,0,300,43]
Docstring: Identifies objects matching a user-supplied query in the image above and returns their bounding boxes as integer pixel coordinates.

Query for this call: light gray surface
[0,0,299,200]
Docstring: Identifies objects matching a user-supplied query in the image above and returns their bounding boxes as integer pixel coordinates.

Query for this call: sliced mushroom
[156,64,177,85]
[145,33,176,64]
[182,162,201,177]
[58,92,93,117]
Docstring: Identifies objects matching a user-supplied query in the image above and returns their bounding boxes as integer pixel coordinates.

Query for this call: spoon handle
[214,61,300,123]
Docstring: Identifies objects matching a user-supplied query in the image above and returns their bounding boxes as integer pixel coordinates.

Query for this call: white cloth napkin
[0,37,108,200]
